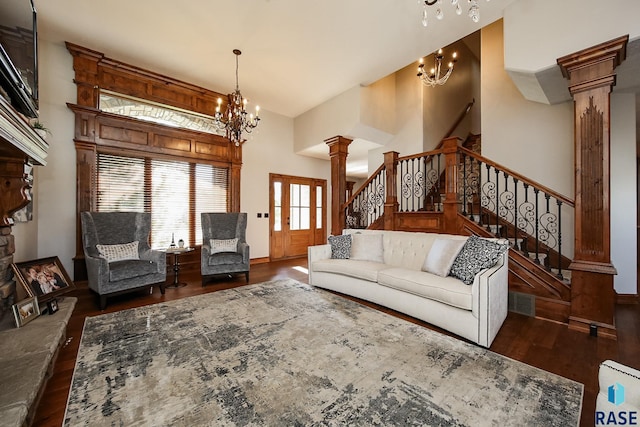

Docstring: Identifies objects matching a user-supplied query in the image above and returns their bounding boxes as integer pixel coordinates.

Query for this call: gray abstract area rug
[64,279,583,426]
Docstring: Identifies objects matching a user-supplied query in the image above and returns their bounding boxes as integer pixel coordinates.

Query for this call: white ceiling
[35,0,515,118]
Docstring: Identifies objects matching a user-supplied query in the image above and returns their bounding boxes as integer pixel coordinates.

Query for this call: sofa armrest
[238,242,250,264]
[597,360,640,414]
[140,249,166,274]
[308,244,331,284]
[474,249,509,347]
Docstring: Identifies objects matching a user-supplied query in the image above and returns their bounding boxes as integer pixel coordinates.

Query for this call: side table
[164,247,195,288]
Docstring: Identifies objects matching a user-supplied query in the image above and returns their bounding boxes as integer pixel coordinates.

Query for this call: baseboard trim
[250,257,270,265]
[617,293,639,305]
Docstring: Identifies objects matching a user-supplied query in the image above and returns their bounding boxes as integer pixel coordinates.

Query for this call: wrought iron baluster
[412,158,416,212]
[557,200,563,279]
[534,188,540,264]
[494,167,499,236]
[462,153,468,216]
[437,153,441,205]
[513,177,519,250]
[544,193,551,271]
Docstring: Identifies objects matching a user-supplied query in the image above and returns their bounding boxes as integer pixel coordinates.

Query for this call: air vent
[508,292,535,317]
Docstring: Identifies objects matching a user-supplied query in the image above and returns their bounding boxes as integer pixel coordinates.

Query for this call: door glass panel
[274,182,282,231]
[289,183,310,231]
[316,185,322,229]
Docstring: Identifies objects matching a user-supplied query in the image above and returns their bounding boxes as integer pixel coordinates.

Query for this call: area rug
[64,279,583,426]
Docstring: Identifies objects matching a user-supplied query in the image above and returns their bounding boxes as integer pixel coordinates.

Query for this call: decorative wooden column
[442,137,461,234]
[326,136,352,236]
[557,35,628,339]
[383,151,399,231]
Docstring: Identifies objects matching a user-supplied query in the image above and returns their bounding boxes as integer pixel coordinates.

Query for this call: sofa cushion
[350,233,384,263]
[96,241,139,262]
[422,237,468,277]
[312,259,389,282]
[328,235,352,259]
[449,236,509,285]
[378,267,473,310]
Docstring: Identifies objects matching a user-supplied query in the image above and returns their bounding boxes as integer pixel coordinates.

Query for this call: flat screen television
[0,0,38,118]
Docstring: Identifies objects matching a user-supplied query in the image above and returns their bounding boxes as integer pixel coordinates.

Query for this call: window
[97,153,228,248]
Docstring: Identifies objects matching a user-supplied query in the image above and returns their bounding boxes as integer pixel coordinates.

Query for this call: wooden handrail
[397,148,444,163]
[458,146,575,207]
[343,163,385,210]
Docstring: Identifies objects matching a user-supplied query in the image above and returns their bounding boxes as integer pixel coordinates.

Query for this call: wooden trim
[250,257,270,265]
[617,294,639,305]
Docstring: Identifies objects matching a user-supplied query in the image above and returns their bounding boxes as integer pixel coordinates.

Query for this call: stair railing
[343,164,386,229]
[458,146,575,279]
[397,149,445,212]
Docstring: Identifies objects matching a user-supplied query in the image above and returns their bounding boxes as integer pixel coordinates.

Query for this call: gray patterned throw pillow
[449,235,508,285]
[328,234,352,259]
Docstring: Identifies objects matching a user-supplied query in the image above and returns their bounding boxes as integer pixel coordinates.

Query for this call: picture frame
[12,296,40,327]
[47,298,59,315]
[12,256,75,303]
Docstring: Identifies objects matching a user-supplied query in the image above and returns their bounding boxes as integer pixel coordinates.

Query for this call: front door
[270,174,326,259]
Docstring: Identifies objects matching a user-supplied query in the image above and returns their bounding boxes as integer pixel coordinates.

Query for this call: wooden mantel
[0,95,48,226]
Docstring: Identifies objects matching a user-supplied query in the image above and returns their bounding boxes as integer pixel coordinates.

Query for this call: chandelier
[417,48,457,87]
[214,49,260,146]
[420,0,482,27]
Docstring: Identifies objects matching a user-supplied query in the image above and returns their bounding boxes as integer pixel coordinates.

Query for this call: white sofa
[307,229,508,347]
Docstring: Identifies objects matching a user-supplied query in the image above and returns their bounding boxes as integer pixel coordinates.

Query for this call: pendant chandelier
[420,0,482,27]
[214,49,260,146]
[417,48,457,87]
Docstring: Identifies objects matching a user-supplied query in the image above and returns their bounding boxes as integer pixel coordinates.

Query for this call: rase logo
[596,382,638,426]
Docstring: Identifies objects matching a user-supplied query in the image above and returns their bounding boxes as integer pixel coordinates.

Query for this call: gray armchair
[201,212,250,286]
[80,212,166,309]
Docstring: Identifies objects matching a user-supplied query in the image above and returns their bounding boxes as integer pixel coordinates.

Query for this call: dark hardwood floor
[33,257,639,427]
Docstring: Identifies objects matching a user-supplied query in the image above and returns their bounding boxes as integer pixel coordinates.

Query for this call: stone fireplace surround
[0,94,48,319]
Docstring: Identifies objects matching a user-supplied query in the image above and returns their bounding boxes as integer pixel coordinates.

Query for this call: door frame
[269,173,327,260]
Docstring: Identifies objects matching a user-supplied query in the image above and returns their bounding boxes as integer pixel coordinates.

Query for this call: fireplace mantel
[0,95,48,227]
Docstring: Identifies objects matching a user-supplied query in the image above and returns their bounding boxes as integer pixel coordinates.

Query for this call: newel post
[557,35,628,339]
[442,137,461,234]
[383,151,399,230]
[326,136,352,236]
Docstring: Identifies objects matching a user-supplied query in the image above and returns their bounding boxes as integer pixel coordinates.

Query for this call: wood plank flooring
[33,257,639,427]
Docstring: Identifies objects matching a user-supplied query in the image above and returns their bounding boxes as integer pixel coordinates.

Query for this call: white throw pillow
[349,233,384,263]
[210,238,239,254]
[422,238,467,277]
[96,241,140,263]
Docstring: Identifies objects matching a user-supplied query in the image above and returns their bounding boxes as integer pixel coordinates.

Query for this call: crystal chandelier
[417,48,457,87]
[214,49,260,146]
[420,0,483,27]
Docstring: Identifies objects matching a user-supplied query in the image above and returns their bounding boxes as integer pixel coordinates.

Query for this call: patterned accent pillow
[210,238,239,254]
[449,235,508,285]
[328,234,352,259]
[96,241,140,263]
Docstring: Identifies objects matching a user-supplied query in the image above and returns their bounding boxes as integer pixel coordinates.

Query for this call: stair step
[508,238,524,249]
[528,253,547,263]
[487,225,502,234]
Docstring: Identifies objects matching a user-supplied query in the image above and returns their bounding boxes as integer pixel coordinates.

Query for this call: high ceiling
[35,0,515,118]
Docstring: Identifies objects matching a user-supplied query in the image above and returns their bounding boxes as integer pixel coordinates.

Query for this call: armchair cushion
[97,241,140,262]
[109,259,159,282]
[210,238,239,254]
[207,252,244,266]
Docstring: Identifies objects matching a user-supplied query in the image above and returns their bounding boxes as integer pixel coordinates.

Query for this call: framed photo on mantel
[12,256,75,303]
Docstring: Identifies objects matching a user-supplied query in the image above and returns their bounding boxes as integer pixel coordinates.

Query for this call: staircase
[342,138,575,324]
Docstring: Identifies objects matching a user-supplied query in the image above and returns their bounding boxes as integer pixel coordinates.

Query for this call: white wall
[610,93,637,294]
[368,63,423,172]
[504,0,640,73]
[481,20,574,197]
[28,39,77,275]
[241,109,331,259]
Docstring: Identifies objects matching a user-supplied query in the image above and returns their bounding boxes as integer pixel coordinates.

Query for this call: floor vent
[508,292,535,317]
